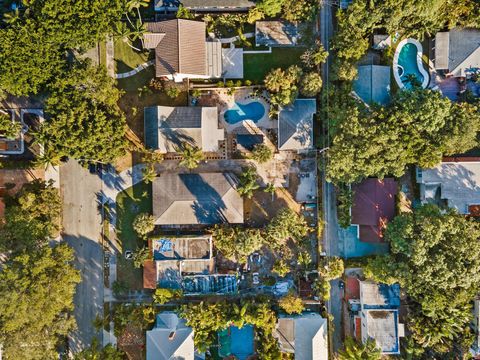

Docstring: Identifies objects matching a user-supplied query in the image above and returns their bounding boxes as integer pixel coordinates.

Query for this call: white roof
[275,313,328,360]
[146,312,195,360]
[418,162,480,214]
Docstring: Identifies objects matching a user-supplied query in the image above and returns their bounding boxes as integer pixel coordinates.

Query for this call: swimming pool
[224,101,265,124]
[393,39,429,89]
[218,325,254,360]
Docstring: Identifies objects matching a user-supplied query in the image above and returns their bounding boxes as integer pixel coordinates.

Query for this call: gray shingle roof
[435,28,480,76]
[153,173,244,225]
[278,99,316,151]
[145,19,207,77]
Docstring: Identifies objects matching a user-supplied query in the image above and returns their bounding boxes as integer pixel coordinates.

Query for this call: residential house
[356,280,404,355]
[255,21,299,47]
[143,235,238,294]
[416,160,480,215]
[434,28,480,77]
[275,313,329,360]
[353,65,391,105]
[144,106,225,156]
[472,299,480,357]
[146,312,195,360]
[144,19,222,81]
[152,172,244,226]
[278,99,316,152]
[351,178,397,243]
[154,0,256,12]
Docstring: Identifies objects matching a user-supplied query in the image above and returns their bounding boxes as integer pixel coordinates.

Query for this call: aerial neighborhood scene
[1,0,480,359]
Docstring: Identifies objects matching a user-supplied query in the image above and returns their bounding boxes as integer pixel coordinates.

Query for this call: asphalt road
[61,159,104,353]
[319,0,344,354]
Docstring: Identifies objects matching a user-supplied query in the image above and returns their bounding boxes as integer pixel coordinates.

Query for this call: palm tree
[142,164,156,183]
[127,0,149,24]
[3,8,20,25]
[131,19,146,49]
[338,337,382,360]
[34,148,61,169]
[263,183,275,201]
[237,167,260,199]
[178,143,205,170]
[114,22,142,51]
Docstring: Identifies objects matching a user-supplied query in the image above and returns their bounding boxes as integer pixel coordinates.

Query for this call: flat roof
[365,310,399,354]
[256,21,299,47]
[353,65,391,105]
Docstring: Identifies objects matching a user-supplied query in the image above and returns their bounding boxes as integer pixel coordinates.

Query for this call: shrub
[279,291,304,314]
[244,79,252,86]
[251,144,273,163]
[153,288,183,304]
[272,259,290,277]
[133,213,155,239]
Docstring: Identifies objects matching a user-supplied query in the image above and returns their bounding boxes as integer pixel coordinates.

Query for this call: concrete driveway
[61,160,104,353]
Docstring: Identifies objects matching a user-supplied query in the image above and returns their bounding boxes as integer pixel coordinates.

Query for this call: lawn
[115,181,152,290]
[116,66,155,92]
[243,47,306,83]
[114,39,153,74]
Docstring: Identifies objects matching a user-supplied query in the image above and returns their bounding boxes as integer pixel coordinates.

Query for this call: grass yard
[114,39,153,74]
[115,181,152,290]
[243,47,305,83]
[116,66,155,92]
[99,40,107,67]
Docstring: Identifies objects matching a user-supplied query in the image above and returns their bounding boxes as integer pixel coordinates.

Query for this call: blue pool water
[397,43,424,89]
[218,325,254,360]
[224,101,265,124]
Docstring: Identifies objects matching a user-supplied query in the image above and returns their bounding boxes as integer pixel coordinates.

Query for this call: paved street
[319,0,344,354]
[61,160,104,353]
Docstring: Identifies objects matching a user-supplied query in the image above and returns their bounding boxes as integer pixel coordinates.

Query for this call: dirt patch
[245,187,301,227]
[117,324,145,360]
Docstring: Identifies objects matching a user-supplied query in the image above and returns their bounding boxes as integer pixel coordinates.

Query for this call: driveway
[61,160,104,353]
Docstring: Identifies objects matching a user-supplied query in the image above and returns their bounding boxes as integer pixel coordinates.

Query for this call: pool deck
[218,88,275,133]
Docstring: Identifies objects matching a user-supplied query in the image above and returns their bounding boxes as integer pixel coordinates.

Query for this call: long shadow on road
[65,235,104,353]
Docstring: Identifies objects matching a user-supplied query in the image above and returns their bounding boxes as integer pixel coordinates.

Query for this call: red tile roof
[351,178,397,243]
[345,277,360,301]
[143,260,157,289]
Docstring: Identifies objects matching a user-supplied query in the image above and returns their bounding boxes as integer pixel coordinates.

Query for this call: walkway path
[105,36,115,78]
[115,60,155,79]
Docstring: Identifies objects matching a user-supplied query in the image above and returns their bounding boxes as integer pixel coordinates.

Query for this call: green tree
[301,42,328,69]
[0,244,81,360]
[212,225,264,263]
[264,183,276,201]
[246,7,265,23]
[279,291,304,314]
[153,288,183,304]
[299,72,323,97]
[176,4,195,19]
[133,213,155,239]
[142,164,157,183]
[320,257,344,281]
[338,337,382,360]
[114,21,142,51]
[0,112,21,139]
[257,0,285,16]
[251,143,273,163]
[365,204,480,352]
[272,259,290,277]
[75,339,126,360]
[266,208,310,248]
[264,65,302,106]
[282,0,317,22]
[0,180,62,252]
[328,89,480,184]
[237,167,260,198]
[38,62,127,164]
[178,143,205,169]
[132,246,151,268]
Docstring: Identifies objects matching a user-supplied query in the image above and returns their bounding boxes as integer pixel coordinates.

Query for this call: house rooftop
[145,19,207,77]
[365,310,399,354]
[434,28,480,76]
[360,280,400,309]
[256,21,299,47]
[154,0,256,11]
[278,99,316,151]
[152,173,244,226]
[144,106,224,154]
[146,312,195,360]
[353,65,391,105]
[351,178,397,243]
[275,313,328,360]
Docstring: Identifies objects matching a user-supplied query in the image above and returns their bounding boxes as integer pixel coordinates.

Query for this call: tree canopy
[327,89,480,184]
[0,244,81,360]
[38,62,128,163]
[0,0,126,96]
[0,180,62,253]
[365,205,480,353]
[212,225,264,263]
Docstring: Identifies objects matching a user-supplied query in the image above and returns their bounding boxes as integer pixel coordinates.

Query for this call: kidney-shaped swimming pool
[224,101,265,124]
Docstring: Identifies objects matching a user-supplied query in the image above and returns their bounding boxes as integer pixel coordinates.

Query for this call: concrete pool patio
[218,88,274,133]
